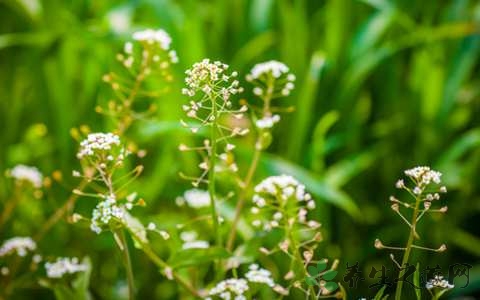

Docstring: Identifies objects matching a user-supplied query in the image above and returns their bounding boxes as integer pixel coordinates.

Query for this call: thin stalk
[395,196,421,300]
[288,229,316,300]
[208,94,221,247]
[226,81,273,251]
[226,145,261,250]
[133,236,200,297]
[117,230,135,300]
[34,179,88,241]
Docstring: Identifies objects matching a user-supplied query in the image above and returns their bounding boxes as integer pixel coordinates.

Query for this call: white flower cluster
[246,60,295,97]
[77,132,122,159]
[255,114,280,129]
[426,275,454,290]
[207,278,249,300]
[176,189,211,208]
[251,175,316,231]
[182,59,243,100]
[180,231,209,250]
[132,29,172,50]
[404,166,442,186]
[90,196,125,234]
[45,257,87,278]
[245,264,275,287]
[9,165,43,188]
[0,237,36,257]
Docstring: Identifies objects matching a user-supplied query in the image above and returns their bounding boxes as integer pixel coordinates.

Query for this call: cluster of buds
[44,257,88,279]
[391,166,448,217]
[100,28,178,132]
[75,132,128,179]
[179,59,248,187]
[206,264,281,300]
[246,60,295,98]
[251,175,319,232]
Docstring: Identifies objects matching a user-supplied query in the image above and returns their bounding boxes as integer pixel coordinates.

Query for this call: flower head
[404,166,442,186]
[90,195,126,234]
[245,264,275,287]
[45,257,88,278]
[8,165,43,188]
[208,278,249,299]
[426,275,454,290]
[77,132,127,171]
[132,29,172,50]
[251,175,316,231]
[176,189,211,208]
[0,237,37,257]
[246,60,295,97]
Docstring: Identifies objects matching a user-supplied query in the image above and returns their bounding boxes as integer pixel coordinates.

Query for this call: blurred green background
[1,0,480,299]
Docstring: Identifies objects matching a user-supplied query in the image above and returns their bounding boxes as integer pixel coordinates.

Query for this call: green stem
[226,145,261,251]
[117,230,135,300]
[287,228,316,300]
[395,196,421,300]
[208,95,221,247]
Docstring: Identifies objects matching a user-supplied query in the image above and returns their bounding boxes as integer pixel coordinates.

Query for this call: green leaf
[308,265,319,276]
[373,285,387,300]
[324,281,339,292]
[305,277,317,286]
[322,270,338,281]
[168,247,230,269]
[316,260,327,272]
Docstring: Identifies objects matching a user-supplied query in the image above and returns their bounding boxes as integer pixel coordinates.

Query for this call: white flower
[9,165,43,188]
[0,237,36,257]
[182,240,209,250]
[404,166,442,185]
[132,29,172,50]
[45,257,87,278]
[255,115,280,129]
[183,59,243,100]
[180,189,211,208]
[90,196,125,234]
[209,278,249,298]
[77,132,121,159]
[252,175,316,232]
[426,275,454,290]
[248,61,290,79]
[245,264,275,287]
[246,60,295,97]
[147,222,156,230]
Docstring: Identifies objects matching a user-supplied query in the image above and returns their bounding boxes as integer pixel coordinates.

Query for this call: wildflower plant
[99,29,178,134]
[179,58,247,246]
[225,61,296,249]
[375,166,449,300]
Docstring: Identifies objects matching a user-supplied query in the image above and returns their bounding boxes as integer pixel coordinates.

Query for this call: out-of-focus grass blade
[0,32,55,49]
[311,110,339,172]
[437,129,480,166]
[449,227,480,257]
[287,51,327,161]
[231,31,275,69]
[339,22,478,106]
[438,36,480,121]
[249,0,275,33]
[259,153,362,220]
[349,6,396,61]
[324,0,350,65]
[324,151,375,188]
